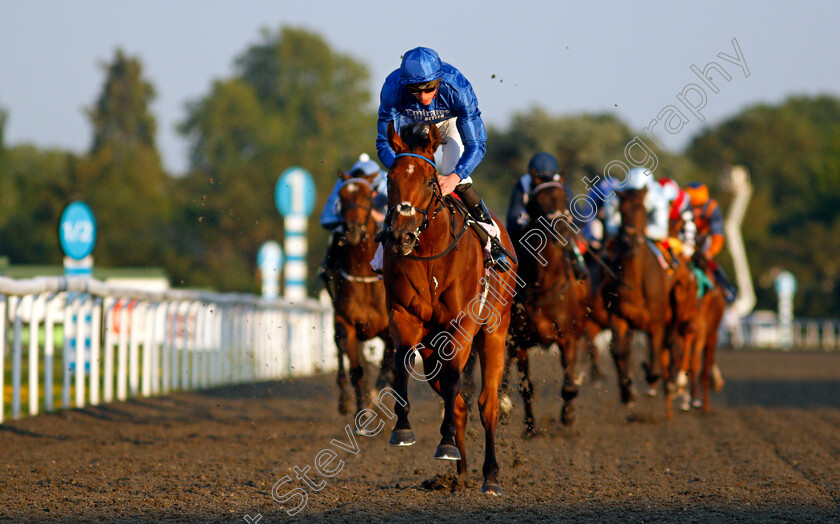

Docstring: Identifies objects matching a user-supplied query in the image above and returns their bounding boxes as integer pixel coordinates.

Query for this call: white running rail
[0,276,336,423]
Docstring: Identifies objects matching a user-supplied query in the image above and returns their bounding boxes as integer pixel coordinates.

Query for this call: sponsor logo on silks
[404,108,452,121]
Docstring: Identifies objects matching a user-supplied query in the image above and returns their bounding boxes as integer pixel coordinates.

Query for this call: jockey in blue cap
[318,154,387,296]
[376,46,509,271]
[506,152,588,279]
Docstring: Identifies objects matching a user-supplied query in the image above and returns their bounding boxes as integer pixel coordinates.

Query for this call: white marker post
[775,271,796,349]
[257,240,283,300]
[275,167,316,301]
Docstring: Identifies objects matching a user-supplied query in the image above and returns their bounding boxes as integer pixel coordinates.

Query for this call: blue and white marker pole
[59,201,97,277]
[775,270,797,349]
[58,201,97,407]
[257,240,283,300]
[275,167,317,301]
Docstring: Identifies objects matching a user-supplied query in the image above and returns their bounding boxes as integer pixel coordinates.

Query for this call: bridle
[385,153,445,239]
[339,177,375,241]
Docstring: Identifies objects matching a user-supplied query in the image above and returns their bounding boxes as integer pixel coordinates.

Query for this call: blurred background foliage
[0,26,837,316]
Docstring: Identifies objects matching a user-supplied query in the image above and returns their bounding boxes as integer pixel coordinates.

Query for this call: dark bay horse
[331,172,395,419]
[382,121,518,495]
[606,187,673,415]
[504,177,591,435]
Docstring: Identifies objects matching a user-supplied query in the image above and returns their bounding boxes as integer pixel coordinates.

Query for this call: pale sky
[1,0,838,174]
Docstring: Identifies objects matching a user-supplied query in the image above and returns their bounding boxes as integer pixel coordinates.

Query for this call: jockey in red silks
[658,177,697,259]
[684,183,737,302]
[376,46,509,272]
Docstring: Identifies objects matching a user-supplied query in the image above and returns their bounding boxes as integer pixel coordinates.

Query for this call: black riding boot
[454,184,510,272]
[712,265,737,303]
[319,230,343,298]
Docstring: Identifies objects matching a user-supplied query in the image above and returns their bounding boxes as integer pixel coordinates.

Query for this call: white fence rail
[0,276,336,423]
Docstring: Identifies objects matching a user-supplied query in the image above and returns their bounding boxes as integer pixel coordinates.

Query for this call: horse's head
[337,170,377,246]
[526,173,570,224]
[385,121,441,255]
[618,187,647,257]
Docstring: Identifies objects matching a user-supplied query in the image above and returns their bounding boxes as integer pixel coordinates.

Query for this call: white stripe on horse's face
[398,202,416,216]
[346,183,357,193]
[407,164,415,175]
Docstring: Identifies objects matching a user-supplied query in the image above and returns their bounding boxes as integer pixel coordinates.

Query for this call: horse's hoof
[480,483,504,496]
[646,386,658,397]
[389,428,416,447]
[678,398,691,412]
[573,372,585,386]
[691,398,703,409]
[561,406,576,427]
[433,444,461,461]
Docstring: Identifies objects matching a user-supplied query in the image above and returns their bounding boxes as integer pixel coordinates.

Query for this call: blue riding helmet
[528,152,559,176]
[400,47,444,85]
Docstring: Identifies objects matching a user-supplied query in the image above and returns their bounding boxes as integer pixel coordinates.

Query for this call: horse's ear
[427,123,441,154]
[387,121,408,154]
[338,171,350,181]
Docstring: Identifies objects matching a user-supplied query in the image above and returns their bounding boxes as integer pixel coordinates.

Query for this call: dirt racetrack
[1,348,839,523]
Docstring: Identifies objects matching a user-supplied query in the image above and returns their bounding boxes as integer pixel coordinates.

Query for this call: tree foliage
[689,95,840,316]
[175,26,376,292]
[69,49,171,267]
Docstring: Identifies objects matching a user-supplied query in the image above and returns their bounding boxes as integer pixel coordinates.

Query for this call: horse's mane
[399,122,433,152]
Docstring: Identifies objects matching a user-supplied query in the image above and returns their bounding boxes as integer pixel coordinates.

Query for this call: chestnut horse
[504,177,591,435]
[676,253,726,412]
[331,172,395,418]
[382,122,518,495]
[606,187,673,414]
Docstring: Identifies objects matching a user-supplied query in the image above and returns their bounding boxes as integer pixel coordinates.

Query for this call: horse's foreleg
[461,349,477,413]
[454,391,468,475]
[514,346,536,436]
[656,326,674,420]
[434,363,463,462]
[477,329,506,496]
[610,317,635,405]
[583,323,606,384]
[349,340,368,416]
[334,319,352,415]
[559,336,580,426]
[388,311,423,447]
[375,333,396,391]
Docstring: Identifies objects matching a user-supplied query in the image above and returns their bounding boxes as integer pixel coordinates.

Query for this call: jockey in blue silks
[506,152,588,279]
[376,46,509,271]
[583,175,622,252]
[318,155,387,295]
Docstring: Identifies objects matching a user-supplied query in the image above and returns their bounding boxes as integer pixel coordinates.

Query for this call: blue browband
[393,153,437,171]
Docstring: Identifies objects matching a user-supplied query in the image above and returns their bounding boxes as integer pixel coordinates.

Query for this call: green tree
[68,49,171,268]
[688,95,840,316]
[176,26,376,292]
[0,145,69,263]
[481,107,693,214]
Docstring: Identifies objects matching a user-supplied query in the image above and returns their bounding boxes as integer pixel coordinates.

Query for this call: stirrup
[487,240,511,272]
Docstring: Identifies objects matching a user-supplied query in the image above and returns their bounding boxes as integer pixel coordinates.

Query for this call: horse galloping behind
[330,171,395,419]
[676,240,726,412]
[504,176,591,435]
[606,187,674,416]
[382,121,518,495]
